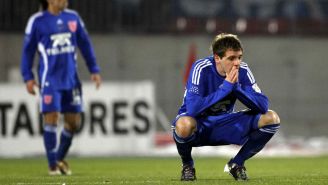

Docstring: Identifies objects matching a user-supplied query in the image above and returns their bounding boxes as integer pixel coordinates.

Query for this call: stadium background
[1,0,328,157]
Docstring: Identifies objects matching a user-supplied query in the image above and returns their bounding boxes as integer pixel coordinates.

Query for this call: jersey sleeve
[184,60,234,116]
[76,14,100,74]
[234,62,269,114]
[21,15,38,82]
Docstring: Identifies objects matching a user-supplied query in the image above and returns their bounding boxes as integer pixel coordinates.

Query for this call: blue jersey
[177,55,269,119]
[21,9,100,90]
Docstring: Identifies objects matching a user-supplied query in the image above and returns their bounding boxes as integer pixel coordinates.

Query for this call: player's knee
[259,110,280,127]
[267,110,280,124]
[43,112,60,124]
[175,116,197,138]
[64,122,80,132]
[64,113,81,132]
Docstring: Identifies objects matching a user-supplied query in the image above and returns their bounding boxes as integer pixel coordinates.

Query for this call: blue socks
[57,128,73,161]
[43,124,57,168]
[232,124,280,166]
[175,140,194,167]
[174,131,195,167]
[43,124,74,168]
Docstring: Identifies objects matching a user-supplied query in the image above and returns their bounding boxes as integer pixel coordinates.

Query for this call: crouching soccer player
[21,0,102,175]
[172,33,280,181]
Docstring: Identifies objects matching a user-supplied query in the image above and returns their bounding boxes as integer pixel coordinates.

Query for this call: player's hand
[91,73,102,90]
[226,66,239,83]
[26,80,38,95]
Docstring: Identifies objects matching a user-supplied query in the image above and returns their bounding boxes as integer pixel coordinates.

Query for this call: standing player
[173,33,280,181]
[21,0,102,175]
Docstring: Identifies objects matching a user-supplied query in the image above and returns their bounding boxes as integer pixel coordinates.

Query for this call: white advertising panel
[0,81,155,157]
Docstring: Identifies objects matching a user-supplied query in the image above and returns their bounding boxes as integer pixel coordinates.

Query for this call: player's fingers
[234,74,238,82]
[27,85,35,95]
[92,74,101,90]
[231,74,237,83]
[231,69,238,83]
[96,80,101,89]
[234,69,239,81]
[30,89,36,95]
[230,69,236,77]
[227,74,234,83]
[26,81,36,95]
[97,76,102,89]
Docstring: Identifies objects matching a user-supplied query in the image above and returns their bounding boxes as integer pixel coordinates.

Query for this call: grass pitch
[0,156,327,185]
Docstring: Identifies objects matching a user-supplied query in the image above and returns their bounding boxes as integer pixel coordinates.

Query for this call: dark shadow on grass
[171,177,245,183]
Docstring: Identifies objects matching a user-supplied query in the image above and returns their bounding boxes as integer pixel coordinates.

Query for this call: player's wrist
[222,80,234,91]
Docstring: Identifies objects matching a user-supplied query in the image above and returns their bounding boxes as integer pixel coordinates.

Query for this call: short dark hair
[39,0,48,10]
[211,33,243,58]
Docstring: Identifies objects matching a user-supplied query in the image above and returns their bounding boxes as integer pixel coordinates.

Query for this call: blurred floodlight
[206,19,216,33]
[268,19,278,34]
[236,18,247,33]
[177,17,187,31]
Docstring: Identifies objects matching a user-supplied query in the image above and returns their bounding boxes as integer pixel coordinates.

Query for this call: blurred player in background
[172,33,280,181]
[21,0,101,175]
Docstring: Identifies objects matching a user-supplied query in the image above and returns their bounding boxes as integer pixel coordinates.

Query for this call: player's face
[48,0,68,11]
[219,49,243,74]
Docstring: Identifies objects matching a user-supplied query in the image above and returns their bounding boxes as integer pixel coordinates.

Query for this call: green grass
[0,156,328,185]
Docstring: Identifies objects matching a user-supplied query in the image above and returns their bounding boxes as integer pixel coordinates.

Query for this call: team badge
[44,95,53,104]
[68,21,77,32]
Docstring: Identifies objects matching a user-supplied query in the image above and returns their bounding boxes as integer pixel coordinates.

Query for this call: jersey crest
[68,21,77,32]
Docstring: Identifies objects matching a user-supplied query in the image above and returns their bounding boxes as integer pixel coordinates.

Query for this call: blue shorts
[40,85,83,113]
[172,110,261,146]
